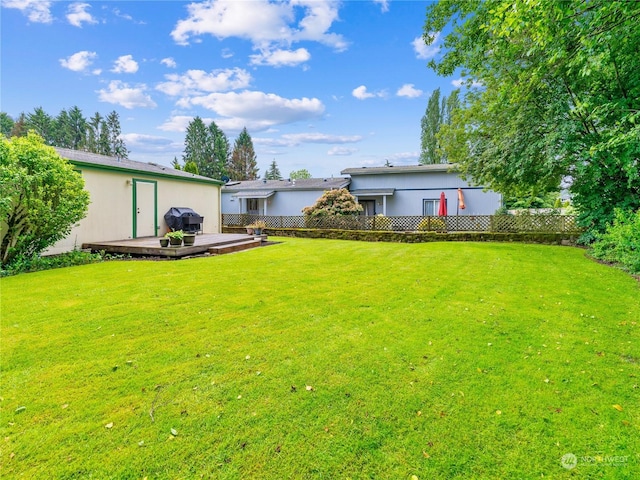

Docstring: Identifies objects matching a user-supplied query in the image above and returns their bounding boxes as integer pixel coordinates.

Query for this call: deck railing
[223,214,581,233]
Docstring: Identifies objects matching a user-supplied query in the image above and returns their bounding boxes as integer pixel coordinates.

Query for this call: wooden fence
[222,214,581,233]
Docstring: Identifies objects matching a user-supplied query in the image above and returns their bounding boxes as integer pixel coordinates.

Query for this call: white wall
[47,167,220,255]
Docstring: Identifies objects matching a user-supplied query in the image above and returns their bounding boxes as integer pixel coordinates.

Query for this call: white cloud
[161,57,177,68]
[352,85,385,100]
[250,48,311,67]
[156,68,252,96]
[111,55,139,74]
[386,151,420,164]
[171,0,347,53]
[373,0,389,13]
[66,2,97,28]
[328,146,358,156]
[158,115,197,132]
[254,132,362,148]
[413,32,440,60]
[121,133,174,147]
[177,90,325,132]
[97,80,157,109]
[451,78,483,88]
[396,83,423,98]
[59,50,98,72]
[3,0,53,23]
[282,132,362,145]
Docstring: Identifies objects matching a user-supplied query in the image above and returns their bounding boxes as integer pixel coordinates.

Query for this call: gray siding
[222,190,329,216]
[349,171,501,216]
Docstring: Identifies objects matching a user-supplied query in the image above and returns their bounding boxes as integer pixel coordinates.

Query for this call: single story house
[221,177,351,216]
[221,164,501,219]
[341,164,502,216]
[49,148,223,255]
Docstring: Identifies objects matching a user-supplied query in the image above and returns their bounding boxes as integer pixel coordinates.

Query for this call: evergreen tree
[265,160,282,180]
[208,121,229,180]
[25,107,54,145]
[106,110,128,159]
[171,157,181,170]
[86,112,103,153]
[0,112,15,137]
[182,116,209,172]
[97,119,111,156]
[228,127,258,180]
[53,109,74,148]
[68,106,87,150]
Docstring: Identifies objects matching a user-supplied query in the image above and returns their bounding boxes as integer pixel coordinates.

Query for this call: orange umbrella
[457,188,466,211]
[438,191,447,216]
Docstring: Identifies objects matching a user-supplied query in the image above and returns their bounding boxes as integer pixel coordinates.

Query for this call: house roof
[222,177,350,193]
[55,147,224,185]
[341,164,458,175]
[232,190,276,199]
[350,188,395,196]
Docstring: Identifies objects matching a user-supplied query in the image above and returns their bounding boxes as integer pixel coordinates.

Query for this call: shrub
[302,188,363,217]
[417,217,447,232]
[0,249,104,277]
[370,214,393,231]
[590,208,640,274]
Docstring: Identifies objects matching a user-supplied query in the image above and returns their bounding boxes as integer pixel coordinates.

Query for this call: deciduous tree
[419,88,460,164]
[289,168,312,180]
[1,133,89,266]
[424,0,640,237]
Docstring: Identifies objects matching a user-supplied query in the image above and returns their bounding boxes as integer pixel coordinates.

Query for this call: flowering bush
[302,188,363,217]
[249,220,267,229]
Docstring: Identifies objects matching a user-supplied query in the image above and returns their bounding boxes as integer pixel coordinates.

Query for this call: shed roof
[222,177,350,192]
[55,147,224,185]
[341,164,458,176]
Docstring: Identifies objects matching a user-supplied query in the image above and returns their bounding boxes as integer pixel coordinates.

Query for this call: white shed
[49,148,223,255]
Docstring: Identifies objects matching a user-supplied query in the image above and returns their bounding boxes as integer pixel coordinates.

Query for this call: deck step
[208,239,262,255]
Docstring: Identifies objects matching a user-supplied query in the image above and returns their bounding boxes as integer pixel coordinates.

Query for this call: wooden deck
[82,233,263,258]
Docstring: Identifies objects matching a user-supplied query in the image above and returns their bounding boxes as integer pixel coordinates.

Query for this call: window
[423,198,440,216]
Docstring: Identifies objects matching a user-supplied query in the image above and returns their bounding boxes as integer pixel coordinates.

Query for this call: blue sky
[1,0,462,178]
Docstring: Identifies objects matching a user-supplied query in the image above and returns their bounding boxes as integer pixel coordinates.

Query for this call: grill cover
[164,207,203,233]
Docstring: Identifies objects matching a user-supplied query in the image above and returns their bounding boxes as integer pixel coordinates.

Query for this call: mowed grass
[1,238,639,479]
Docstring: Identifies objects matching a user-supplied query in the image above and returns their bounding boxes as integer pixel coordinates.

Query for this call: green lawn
[1,238,639,479]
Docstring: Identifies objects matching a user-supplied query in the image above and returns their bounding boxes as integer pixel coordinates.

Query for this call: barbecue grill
[164,207,204,234]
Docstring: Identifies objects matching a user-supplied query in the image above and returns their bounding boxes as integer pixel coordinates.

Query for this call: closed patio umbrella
[457,188,466,213]
[438,191,447,216]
